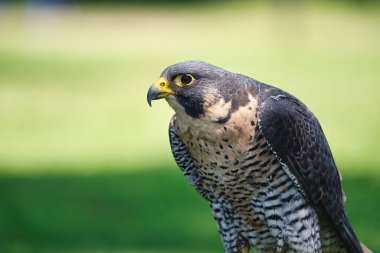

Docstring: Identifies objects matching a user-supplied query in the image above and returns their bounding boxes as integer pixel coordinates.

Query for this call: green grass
[0,167,222,253]
[0,2,379,252]
[0,166,379,253]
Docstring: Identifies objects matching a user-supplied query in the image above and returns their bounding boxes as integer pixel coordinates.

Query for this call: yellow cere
[154,77,176,95]
[155,77,169,87]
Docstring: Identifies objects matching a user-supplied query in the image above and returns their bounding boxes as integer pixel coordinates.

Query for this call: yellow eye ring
[174,74,195,86]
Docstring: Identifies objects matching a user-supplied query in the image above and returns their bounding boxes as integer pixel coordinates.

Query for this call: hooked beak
[147,77,176,107]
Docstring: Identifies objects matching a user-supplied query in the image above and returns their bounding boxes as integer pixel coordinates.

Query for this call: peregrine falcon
[147,61,364,253]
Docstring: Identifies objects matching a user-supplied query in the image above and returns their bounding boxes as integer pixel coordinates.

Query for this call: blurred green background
[0,1,379,252]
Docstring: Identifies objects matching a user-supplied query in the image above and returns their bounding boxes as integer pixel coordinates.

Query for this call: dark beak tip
[147,94,153,107]
[147,84,160,107]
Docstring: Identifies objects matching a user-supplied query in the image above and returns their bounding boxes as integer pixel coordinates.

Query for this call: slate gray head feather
[147,60,253,122]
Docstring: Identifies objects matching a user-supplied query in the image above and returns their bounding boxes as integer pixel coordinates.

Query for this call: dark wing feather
[168,116,208,200]
[257,94,363,253]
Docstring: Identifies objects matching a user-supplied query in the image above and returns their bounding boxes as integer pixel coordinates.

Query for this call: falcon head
[147,61,247,121]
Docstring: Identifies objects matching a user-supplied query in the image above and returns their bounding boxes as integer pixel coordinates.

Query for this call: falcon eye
[174,74,195,86]
[181,75,192,85]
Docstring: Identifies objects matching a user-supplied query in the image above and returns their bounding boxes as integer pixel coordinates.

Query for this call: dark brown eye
[181,74,193,85]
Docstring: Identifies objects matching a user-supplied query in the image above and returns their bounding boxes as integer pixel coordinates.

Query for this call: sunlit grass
[1,3,380,173]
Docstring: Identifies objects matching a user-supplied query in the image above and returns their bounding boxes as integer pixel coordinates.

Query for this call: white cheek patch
[203,98,232,122]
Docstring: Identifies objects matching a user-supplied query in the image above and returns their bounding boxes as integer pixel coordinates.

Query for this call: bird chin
[166,95,186,114]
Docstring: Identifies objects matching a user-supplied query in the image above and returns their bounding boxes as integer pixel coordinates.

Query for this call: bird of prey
[147,61,364,253]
